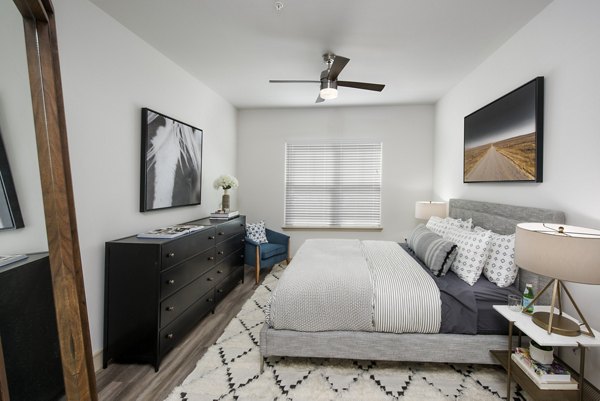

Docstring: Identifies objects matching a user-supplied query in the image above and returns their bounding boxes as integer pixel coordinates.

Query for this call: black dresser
[103,215,246,371]
[0,253,65,401]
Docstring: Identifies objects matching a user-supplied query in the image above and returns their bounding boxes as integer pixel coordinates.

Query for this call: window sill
[281,226,383,231]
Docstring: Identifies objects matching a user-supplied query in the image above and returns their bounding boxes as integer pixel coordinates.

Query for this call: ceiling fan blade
[327,56,350,81]
[337,81,385,92]
[269,80,320,83]
[315,95,325,103]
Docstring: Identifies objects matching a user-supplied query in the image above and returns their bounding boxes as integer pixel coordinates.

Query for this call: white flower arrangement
[213,174,239,190]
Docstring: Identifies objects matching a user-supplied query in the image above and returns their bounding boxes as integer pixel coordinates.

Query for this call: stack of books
[210,210,240,219]
[137,224,205,239]
[512,347,578,390]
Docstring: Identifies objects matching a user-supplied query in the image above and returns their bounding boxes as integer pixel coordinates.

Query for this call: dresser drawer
[214,248,244,280]
[160,248,216,300]
[215,233,245,262]
[160,265,219,328]
[161,228,216,270]
[215,268,244,304]
[215,218,246,244]
[159,289,214,357]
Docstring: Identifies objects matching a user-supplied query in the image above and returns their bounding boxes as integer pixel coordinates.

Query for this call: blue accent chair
[245,228,290,283]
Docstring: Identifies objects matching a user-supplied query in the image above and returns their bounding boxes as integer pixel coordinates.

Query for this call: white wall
[0,2,48,253]
[238,105,434,254]
[433,0,600,386]
[7,0,237,357]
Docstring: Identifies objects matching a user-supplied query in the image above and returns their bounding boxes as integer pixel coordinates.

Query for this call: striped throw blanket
[266,239,441,333]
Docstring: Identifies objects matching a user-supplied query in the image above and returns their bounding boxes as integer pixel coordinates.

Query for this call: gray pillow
[407,224,458,276]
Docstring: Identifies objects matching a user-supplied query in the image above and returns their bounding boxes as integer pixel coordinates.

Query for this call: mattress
[399,243,519,334]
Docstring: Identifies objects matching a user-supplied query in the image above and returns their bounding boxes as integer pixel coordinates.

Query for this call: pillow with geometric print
[246,220,268,244]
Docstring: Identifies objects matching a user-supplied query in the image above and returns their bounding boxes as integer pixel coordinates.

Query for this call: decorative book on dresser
[103,215,246,371]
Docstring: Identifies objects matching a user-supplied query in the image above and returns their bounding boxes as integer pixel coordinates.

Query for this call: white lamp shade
[515,223,600,285]
[415,201,448,220]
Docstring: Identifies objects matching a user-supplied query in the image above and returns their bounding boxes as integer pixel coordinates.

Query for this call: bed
[259,198,566,368]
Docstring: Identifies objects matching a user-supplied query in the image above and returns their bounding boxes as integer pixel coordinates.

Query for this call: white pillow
[246,221,268,244]
[483,232,517,288]
[426,216,473,237]
[445,227,492,286]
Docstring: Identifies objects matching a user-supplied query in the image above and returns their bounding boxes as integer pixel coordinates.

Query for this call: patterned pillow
[426,216,473,237]
[483,232,517,288]
[426,216,449,236]
[446,217,473,231]
[407,224,458,276]
[246,221,268,244]
[444,227,492,286]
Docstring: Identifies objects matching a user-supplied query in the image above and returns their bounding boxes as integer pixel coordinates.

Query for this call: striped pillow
[407,224,458,276]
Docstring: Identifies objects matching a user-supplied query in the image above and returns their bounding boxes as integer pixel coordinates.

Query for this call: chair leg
[287,237,291,264]
[255,247,261,284]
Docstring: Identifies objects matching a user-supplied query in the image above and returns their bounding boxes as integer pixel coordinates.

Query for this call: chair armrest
[265,229,289,245]
[245,236,261,247]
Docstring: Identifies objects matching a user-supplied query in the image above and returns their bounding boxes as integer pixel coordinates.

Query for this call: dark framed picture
[140,108,203,212]
[464,77,544,183]
[0,128,24,230]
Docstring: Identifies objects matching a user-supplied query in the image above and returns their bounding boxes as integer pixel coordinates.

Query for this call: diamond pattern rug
[165,264,531,401]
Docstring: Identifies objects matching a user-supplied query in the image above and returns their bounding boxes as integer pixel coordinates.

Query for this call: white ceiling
[89,0,551,109]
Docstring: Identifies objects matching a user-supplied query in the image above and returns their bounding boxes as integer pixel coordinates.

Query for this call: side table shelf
[492,305,600,401]
[490,349,579,401]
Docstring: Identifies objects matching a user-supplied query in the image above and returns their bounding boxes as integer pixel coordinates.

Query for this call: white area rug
[165,264,530,401]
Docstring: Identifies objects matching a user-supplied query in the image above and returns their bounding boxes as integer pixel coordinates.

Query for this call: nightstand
[492,305,600,401]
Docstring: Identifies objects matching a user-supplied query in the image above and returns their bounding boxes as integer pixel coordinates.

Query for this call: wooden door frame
[10,0,98,400]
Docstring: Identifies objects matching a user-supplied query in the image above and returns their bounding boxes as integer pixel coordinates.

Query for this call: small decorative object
[213,174,238,212]
[529,340,555,365]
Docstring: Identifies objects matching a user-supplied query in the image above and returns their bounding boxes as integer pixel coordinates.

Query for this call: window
[284,141,382,229]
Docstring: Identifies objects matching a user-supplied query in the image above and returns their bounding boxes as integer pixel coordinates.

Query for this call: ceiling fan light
[319,87,338,99]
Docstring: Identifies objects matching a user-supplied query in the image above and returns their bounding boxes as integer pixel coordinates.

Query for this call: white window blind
[284,141,382,228]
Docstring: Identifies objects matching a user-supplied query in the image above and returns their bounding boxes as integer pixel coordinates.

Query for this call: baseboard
[93,350,103,372]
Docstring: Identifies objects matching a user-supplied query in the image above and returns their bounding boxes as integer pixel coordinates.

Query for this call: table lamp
[515,223,600,337]
[415,201,448,220]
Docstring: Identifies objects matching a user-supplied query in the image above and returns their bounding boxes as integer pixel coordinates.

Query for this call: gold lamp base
[532,311,581,337]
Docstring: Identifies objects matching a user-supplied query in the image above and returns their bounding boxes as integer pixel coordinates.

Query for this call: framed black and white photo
[0,127,24,230]
[140,108,203,212]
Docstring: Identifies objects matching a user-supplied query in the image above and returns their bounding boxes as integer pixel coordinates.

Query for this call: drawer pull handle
[240,254,244,258]
[167,279,175,285]
[208,256,215,261]
[240,223,244,227]
[166,333,174,339]
[207,298,214,302]
[167,252,175,258]
[217,270,223,274]
[166,306,175,311]
[217,251,224,255]
[219,231,225,235]
[208,236,215,240]
[207,277,213,281]
[217,289,224,293]
[241,239,245,243]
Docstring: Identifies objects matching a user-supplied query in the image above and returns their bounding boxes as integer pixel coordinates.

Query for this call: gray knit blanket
[266,239,441,333]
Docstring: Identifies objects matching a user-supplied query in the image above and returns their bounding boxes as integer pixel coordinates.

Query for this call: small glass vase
[222,189,230,212]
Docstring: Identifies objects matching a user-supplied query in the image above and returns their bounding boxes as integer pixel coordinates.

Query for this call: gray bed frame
[259,198,566,367]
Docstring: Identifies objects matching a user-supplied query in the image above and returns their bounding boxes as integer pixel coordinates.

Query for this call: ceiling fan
[269,53,385,103]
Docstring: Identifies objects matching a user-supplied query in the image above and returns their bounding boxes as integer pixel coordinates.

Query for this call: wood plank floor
[96,266,264,401]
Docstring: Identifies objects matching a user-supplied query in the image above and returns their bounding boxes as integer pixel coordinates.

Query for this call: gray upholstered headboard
[448,198,566,303]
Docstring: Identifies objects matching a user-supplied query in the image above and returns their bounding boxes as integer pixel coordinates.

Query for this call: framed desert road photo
[140,108,203,212]
[463,77,543,183]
